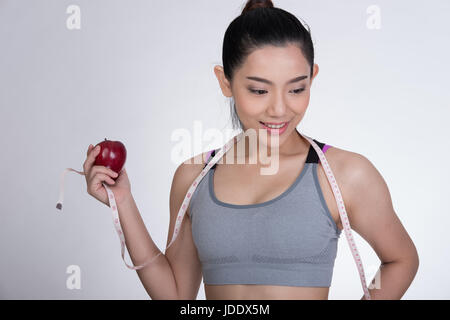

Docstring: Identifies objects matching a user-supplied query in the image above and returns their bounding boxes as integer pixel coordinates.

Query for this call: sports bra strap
[205,143,331,167]
[204,149,217,169]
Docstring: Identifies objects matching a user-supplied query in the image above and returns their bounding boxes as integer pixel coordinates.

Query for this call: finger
[84,145,95,171]
[84,145,101,173]
[84,144,95,170]
[83,145,93,172]
[86,144,93,156]
[92,173,116,189]
[90,165,119,180]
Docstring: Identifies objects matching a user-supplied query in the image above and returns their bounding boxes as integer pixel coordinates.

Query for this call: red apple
[94,138,126,178]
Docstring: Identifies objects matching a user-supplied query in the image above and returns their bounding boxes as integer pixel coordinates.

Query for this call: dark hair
[222,0,315,131]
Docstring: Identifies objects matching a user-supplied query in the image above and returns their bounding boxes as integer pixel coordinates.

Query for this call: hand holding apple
[84,139,131,207]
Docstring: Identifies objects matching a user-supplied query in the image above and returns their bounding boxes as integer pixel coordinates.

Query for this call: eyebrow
[246,75,308,85]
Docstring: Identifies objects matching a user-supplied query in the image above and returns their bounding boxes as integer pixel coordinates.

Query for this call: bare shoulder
[317,145,356,184]
[172,151,212,188]
[324,144,393,221]
[170,151,211,216]
[326,145,382,188]
[325,146,379,184]
[321,145,384,209]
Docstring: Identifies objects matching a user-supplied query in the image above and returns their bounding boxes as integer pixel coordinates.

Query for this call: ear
[214,65,233,97]
[310,63,319,85]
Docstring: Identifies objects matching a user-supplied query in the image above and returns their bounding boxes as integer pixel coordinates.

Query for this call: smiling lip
[260,121,289,125]
[259,121,290,135]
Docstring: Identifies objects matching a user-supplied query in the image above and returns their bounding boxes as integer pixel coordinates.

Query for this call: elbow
[393,247,420,275]
[382,246,420,271]
[408,244,420,273]
[403,252,420,285]
[411,251,420,275]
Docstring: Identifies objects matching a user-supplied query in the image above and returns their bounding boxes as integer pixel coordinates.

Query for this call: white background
[0,0,449,299]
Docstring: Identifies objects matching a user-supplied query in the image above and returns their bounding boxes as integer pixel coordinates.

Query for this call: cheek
[239,102,266,117]
[234,95,266,117]
[293,95,310,112]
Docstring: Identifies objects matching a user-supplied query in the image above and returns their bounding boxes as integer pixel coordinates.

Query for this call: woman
[84,0,419,300]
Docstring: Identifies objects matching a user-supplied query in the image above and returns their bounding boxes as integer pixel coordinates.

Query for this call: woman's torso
[188,137,346,300]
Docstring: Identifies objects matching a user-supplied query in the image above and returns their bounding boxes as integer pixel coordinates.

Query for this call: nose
[266,94,287,118]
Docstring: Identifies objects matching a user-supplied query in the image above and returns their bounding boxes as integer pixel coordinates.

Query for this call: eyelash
[249,88,305,95]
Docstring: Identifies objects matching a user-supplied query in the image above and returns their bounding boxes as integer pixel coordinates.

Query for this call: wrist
[116,192,134,208]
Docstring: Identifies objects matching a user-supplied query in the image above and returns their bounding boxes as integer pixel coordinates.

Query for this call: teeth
[262,122,286,129]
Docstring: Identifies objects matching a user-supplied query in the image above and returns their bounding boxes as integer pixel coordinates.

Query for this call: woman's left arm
[341,152,420,300]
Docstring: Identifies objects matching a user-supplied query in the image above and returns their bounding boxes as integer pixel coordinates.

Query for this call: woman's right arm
[115,155,205,300]
[116,193,180,299]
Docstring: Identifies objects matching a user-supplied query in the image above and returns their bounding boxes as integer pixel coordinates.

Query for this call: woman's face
[215,43,319,153]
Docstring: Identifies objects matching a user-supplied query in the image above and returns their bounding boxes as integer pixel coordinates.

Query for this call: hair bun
[242,0,274,15]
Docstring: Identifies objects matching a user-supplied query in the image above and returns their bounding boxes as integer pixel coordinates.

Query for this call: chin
[257,130,286,147]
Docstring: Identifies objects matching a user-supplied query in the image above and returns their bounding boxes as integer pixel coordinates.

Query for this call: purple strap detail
[205,149,214,163]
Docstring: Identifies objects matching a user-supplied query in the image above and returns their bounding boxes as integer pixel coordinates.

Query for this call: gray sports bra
[188,139,342,287]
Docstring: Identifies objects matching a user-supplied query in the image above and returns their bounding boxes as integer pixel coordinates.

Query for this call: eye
[290,88,305,94]
[249,89,267,95]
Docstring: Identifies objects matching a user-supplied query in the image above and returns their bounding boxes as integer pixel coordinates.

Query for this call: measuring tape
[56,130,371,300]
[301,133,372,300]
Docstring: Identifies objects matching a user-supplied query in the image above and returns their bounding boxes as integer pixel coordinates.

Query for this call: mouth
[259,121,290,134]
